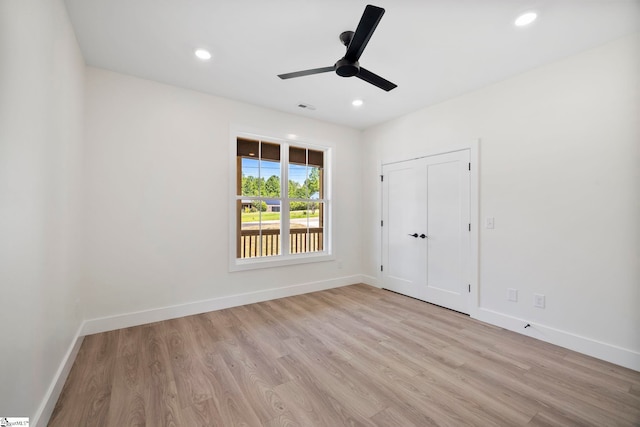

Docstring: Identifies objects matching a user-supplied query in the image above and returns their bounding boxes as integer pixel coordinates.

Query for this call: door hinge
[468,162,471,171]
[380,175,384,182]
[381,220,383,227]
[468,223,471,232]
[468,284,471,293]
[381,265,384,272]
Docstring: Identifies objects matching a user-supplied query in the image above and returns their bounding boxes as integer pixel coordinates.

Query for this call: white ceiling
[64,0,640,129]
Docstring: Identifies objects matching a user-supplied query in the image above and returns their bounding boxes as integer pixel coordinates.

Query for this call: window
[231,135,331,270]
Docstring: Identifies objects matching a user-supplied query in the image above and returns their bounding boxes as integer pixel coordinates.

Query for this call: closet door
[382,150,470,313]
[422,150,470,313]
[381,158,427,300]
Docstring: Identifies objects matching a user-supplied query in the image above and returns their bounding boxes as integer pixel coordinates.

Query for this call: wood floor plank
[521,368,636,425]
[282,336,386,419]
[184,313,224,356]
[165,317,215,408]
[50,284,640,426]
[561,350,640,388]
[225,309,289,386]
[104,388,146,427]
[416,359,535,425]
[143,380,184,427]
[139,322,175,388]
[197,351,263,426]
[180,397,229,427]
[49,330,119,426]
[218,338,293,423]
[229,304,291,359]
[275,354,377,427]
[105,329,147,426]
[273,380,349,427]
[370,406,424,427]
[526,408,588,427]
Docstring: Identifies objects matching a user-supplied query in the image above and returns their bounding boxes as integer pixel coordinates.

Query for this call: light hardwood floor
[49,284,640,426]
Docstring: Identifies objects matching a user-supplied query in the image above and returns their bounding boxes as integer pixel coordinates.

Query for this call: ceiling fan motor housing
[335,58,360,77]
[339,30,355,46]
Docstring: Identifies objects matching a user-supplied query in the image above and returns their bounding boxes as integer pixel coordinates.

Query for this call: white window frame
[229,130,333,271]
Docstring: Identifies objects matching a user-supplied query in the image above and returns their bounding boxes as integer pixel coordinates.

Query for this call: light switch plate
[508,288,518,302]
[486,217,495,229]
[534,294,546,308]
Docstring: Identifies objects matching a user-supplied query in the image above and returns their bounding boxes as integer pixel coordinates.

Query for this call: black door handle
[408,233,418,238]
[420,234,427,239]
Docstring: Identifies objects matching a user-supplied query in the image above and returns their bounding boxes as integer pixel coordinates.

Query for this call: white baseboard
[360,274,381,288]
[82,275,364,335]
[474,307,640,372]
[32,324,85,427]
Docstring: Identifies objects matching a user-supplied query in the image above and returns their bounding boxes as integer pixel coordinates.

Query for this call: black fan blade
[345,5,385,62]
[278,66,335,80]
[356,67,397,91]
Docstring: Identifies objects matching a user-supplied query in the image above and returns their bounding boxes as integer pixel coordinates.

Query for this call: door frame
[379,139,479,317]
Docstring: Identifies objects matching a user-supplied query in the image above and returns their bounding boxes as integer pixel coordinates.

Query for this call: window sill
[229,252,335,272]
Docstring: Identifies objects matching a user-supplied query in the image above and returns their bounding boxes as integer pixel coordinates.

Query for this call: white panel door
[382,150,470,313]
[381,159,426,300]
[423,151,470,313]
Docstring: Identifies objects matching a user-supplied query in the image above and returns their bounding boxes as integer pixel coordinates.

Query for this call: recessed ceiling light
[194,48,212,60]
[514,12,537,27]
[352,99,364,107]
[287,134,297,139]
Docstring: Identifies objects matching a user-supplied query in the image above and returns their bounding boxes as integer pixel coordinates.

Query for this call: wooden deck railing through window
[239,228,323,258]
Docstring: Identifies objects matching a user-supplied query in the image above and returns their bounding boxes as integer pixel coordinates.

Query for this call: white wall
[0,0,85,421]
[362,33,640,369]
[82,68,362,323]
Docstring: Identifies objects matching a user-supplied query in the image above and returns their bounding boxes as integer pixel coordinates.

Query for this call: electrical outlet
[534,294,545,308]
[507,288,518,302]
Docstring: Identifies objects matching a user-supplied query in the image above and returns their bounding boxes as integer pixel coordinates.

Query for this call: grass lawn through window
[241,210,320,223]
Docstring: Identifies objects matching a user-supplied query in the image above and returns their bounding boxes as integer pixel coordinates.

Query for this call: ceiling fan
[278,4,397,92]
